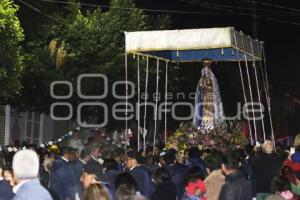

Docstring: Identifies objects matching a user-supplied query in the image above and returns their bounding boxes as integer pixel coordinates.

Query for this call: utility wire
[21,0,300,26]
[240,0,300,14]
[186,0,300,16]
[185,0,300,26]
[37,0,256,16]
[18,0,63,24]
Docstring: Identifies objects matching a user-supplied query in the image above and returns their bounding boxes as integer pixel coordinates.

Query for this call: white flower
[98,158,104,165]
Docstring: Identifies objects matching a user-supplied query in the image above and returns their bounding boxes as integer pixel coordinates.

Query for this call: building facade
[0,105,74,146]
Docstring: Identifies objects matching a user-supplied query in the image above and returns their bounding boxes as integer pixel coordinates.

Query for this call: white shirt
[90,155,97,161]
[130,165,138,171]
[90,155,104,164]
[13,179,30,193]
[79,158,86,165]
[61,156,69,162]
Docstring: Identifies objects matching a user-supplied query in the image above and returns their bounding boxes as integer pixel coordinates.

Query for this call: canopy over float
[125,27,264,62]
[124,27,274,153]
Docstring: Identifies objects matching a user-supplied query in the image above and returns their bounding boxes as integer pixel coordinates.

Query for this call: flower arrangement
[166,120,248,152]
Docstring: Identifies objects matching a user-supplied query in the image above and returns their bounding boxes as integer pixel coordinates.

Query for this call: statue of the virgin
[193,58,225,131]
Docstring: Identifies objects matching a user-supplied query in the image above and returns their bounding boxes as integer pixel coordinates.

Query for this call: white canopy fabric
[125,27,263,62]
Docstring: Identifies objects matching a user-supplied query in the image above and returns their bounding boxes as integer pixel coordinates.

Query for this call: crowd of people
[2,133,300,200]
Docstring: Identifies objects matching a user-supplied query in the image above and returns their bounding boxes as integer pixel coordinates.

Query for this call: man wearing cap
[126,151,150,197]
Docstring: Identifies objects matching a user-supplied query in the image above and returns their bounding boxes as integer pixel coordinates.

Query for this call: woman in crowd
[84,183,111,200]
[115,184,140,200]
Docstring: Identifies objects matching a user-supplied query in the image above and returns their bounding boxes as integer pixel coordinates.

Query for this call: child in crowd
[182,175,206,200]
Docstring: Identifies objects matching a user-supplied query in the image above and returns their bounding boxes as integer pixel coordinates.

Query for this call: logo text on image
[50,74,108,127]
[50,73,265,127]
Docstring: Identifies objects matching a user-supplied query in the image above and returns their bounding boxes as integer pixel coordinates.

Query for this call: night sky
[18,0,300,93]
[137,0,300,93]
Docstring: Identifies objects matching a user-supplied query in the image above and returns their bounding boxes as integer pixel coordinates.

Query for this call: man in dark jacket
[126,151,150,197]
[72,148,91,181]
[71,147,91,200]
[103,158,121,193]
[164,150,187,199]
[50,147,77,200]
[84,143,107,183]
[151,167,177,200]
[250,140,283,194]
[186,147,206,178]
[219,151,252,200]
